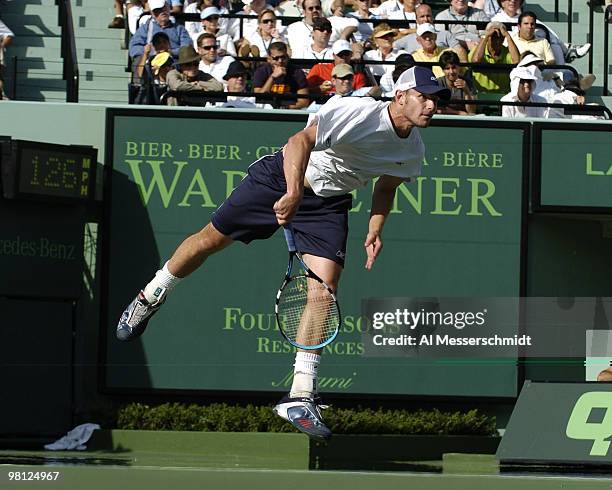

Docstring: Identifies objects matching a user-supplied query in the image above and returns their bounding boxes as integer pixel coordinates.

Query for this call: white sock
[142,261,181,303]
[289,352,320,399]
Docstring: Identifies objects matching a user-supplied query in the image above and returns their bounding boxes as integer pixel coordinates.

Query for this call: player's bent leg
[116,222,233,341]
[167,222,234,278]
[274,254,341,440]
[301,253,342,293]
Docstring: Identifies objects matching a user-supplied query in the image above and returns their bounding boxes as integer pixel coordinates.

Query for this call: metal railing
[56,0,79,102]
[604,4,612,95]
[156,89,611,118]
[173,13,553,43]
[554,0,574,43]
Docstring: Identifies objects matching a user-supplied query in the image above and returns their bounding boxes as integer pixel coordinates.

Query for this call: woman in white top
[363,23,408,78]
[243,9,287,56]
[347,0,378,43]
[387,0,417,24]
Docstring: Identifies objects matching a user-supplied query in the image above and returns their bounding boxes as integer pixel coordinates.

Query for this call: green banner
[537,123,612,210]
[0,202,84,298]
[497,381,612,464]
[104,110,526,397]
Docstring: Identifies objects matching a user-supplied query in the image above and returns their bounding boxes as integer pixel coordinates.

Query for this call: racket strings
[277,276,339,347]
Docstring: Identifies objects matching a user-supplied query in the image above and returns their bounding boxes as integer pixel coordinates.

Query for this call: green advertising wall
[497,381,612,464]
[103,109,528,398]
[534,122,612,212]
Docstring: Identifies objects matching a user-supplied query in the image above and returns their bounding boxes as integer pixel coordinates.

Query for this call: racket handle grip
[283,225,297,252]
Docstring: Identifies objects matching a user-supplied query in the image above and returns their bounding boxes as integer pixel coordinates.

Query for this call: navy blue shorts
[211,152,352,266]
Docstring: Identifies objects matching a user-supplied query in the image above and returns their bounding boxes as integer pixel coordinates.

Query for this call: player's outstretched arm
[274,123,318,225]
[365,175,408,270]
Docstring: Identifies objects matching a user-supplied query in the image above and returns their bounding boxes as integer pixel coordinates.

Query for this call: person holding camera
[468,21,520,94]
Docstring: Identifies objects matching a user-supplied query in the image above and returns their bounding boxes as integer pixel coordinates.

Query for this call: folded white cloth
[44,423,101,451]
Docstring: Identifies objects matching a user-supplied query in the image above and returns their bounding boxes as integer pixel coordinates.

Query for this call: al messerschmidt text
[372,334,532,346]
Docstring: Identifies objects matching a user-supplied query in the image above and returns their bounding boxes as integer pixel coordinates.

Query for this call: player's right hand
[274,192,302,225]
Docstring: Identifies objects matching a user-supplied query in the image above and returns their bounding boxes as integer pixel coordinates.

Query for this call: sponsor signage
[498,381,612,464]
[104,109,527,397]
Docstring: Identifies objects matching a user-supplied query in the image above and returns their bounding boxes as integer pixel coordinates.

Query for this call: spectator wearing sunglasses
[307,63,375,112]
[286,0,323,54]
[197,32,235,84]
[128,0,192,71]
[363,23,409,79]
[293,17,334,61]
[191,7,237,57]
[307,40,368,94]
[166,45,223,105]
[253,41,309,109]
[241,9,287,58]
[234,0,278,42]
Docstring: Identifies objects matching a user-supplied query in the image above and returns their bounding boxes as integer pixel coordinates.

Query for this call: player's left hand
[274,192,302,225]
[364,232,382,270]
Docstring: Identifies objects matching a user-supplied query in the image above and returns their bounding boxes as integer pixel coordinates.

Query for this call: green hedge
[117,403,496,436]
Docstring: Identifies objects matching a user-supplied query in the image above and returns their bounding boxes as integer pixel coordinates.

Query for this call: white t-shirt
[192,32,237,57]
[329,15,360,43]
[286,21,314,54]
[199,56,235,83]
[363,48,409,78]
[293,45,334,60]
[371,0,403,17]
[305,97,424,197]
[500,93,549,118]
[246,30,287,56]
[387,9,416,23]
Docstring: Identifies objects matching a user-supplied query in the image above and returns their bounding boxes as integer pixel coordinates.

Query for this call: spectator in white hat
[306,63,376,112]
[191,7,237,56]
[184,0,233,42]
[307,40,369,94]
[128,0,192,72]
[394,3,465,59]
[411,23,462,78]
[500,66,548,118]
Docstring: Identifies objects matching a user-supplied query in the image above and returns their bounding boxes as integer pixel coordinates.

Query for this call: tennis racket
[275,224,341,350]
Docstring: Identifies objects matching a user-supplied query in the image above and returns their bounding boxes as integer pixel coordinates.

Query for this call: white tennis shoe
[274,395,332,440]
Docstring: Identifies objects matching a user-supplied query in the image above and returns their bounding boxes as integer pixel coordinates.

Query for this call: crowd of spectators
[118,0,603,118]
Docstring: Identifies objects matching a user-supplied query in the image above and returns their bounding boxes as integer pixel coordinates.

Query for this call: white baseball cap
[149,0,167,10]
[416,23,436,36]
[394,66,450,99]
[332,40,352,55]
[201,6,221,19]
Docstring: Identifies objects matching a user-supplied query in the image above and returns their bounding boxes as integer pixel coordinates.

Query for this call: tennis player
[116,66,450,440]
